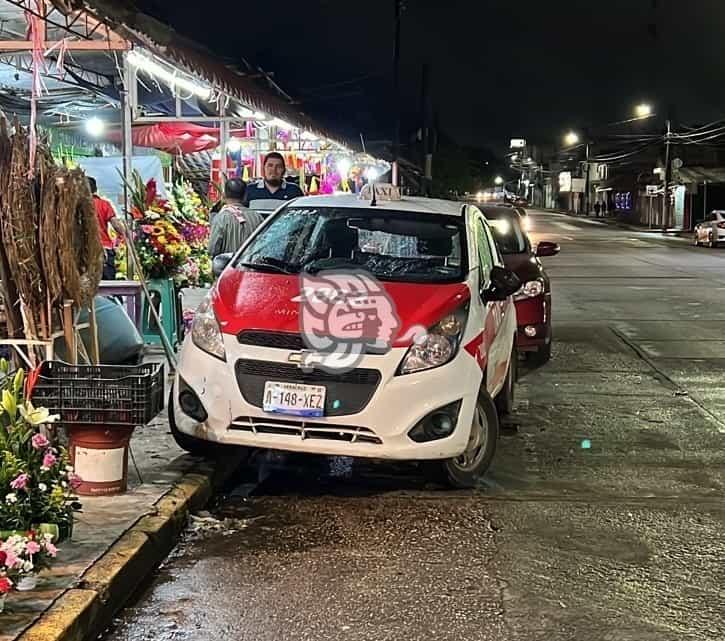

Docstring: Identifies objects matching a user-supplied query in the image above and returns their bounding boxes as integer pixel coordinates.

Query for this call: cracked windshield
[0,1,722,641]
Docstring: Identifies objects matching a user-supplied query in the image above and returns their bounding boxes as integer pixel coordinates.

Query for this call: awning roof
[677,166,725,184]
[50,0,348,147]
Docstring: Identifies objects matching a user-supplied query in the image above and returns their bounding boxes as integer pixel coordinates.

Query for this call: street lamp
[494,176,504,185]
[635,103,653,119]
[564,131,580,147]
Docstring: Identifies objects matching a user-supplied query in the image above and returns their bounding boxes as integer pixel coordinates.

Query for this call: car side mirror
[536,241,560,258]
[481,266,521,302]
[212,253,234,277]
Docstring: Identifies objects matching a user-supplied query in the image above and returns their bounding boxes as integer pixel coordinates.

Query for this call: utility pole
[662,118,672,230]
[420,63,433,196]
[583,141,591,215]
[392,0,403,186]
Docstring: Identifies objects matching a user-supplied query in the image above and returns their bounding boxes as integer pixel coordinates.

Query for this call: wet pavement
[103,211,725,641]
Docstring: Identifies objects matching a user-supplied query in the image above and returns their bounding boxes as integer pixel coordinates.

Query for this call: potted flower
[0,531,58,591]
[0,362,80,541]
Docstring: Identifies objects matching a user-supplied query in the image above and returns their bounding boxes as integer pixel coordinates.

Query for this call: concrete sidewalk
[2,409,242,641]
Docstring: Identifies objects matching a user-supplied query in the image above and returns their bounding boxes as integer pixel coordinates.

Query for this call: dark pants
[103,249,116,280]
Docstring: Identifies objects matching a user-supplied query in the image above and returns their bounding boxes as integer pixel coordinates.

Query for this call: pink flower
[25,541,40,555]
[10,473,29,490]
[0,576,12,594]
[4,552,19,569]
[42,451,57,468]
[68,473,82,490]
[45,542,58,558]
[31,433,49,449]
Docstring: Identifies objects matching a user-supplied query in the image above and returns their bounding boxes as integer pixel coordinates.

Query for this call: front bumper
[514,293,551,351]
[173,335,483,461]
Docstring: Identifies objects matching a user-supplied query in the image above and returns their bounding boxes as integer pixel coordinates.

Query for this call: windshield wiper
[238,257,294,274]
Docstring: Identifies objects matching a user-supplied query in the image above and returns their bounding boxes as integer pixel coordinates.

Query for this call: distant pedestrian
[594,202,602,217]
[208,179,264,258]
[88,176,126,280]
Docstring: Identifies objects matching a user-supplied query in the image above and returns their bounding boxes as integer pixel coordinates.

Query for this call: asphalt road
[105,210,725,641]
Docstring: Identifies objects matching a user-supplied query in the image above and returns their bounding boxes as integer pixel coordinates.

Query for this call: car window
[487,216,527,254]
[475,217,494,282]
[236,206,467,284]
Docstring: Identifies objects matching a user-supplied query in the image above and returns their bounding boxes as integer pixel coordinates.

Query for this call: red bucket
[68,426,134,496]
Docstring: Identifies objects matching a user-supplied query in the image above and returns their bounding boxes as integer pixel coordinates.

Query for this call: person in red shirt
[88,177,126,280]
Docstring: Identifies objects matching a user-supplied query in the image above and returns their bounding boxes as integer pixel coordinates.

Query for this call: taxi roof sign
[359,183,402,202]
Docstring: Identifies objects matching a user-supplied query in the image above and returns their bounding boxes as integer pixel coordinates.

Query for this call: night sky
[136,0,725,150]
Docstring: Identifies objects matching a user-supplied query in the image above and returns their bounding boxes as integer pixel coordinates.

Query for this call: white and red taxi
[170,187,521,487]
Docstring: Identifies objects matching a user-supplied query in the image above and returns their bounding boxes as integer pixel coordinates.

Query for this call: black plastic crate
[31,361,165,427]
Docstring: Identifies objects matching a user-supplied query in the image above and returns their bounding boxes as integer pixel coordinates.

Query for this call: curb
[17,451,245,641]
[544,208,692,239]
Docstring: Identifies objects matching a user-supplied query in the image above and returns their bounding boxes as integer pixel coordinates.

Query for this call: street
[105,210,725,641]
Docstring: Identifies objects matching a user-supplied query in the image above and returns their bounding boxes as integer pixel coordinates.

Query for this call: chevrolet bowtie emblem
[288,351,324,369]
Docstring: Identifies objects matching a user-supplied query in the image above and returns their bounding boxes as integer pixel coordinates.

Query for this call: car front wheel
[425,389,499,489]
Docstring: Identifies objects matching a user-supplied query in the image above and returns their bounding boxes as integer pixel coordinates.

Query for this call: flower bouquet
[1,531,58,592]
[0,362,80,541]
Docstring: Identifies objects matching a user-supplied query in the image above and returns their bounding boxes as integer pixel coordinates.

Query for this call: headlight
[398,305,469,375]
[191,295,226,361]
[515,279,544,300]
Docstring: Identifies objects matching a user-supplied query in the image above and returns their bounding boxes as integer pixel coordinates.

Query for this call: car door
[704,213,716,241]
[472,212,513,396]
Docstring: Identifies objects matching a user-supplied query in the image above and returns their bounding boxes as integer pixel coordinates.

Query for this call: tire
[527,341,552,366]
[424,389,499,489]
[495,348,516,416]
[168,385,220,457]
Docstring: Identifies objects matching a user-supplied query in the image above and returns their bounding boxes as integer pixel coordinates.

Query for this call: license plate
[263,381,326,417]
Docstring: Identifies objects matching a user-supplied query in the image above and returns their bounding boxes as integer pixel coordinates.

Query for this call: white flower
[40,466,49,472]
[5,493,17,504]
[65,465,74,473]
[38,483,47,492]
[19,402,59,425]
[61,481,67,489]
[22,560,34,573]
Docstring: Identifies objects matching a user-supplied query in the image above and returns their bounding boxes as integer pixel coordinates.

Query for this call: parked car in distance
[694,211,725,248]
[482,206,559,364]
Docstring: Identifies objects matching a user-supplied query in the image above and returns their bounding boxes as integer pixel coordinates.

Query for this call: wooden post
[88,300,100,365]
[62,300,76,365]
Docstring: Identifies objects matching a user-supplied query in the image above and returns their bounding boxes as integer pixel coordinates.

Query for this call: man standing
[209,179,264,258]
[243,152,304,205]
[89,176,126,280]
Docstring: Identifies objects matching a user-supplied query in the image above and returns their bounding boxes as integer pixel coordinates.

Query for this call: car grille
[238,331,305,351]
[237,330,384,355]
[230,416,382,445]
[234,359,381,417]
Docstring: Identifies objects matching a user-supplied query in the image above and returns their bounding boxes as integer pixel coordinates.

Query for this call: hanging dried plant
[73,169,103,305]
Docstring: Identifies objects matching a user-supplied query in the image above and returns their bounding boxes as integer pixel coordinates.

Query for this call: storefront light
[337,158,352,178]
[365,167,379,181]
[127,49,212,100]
[85,117,105,138]
[270,117,295,131]
[227,138,242,152]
